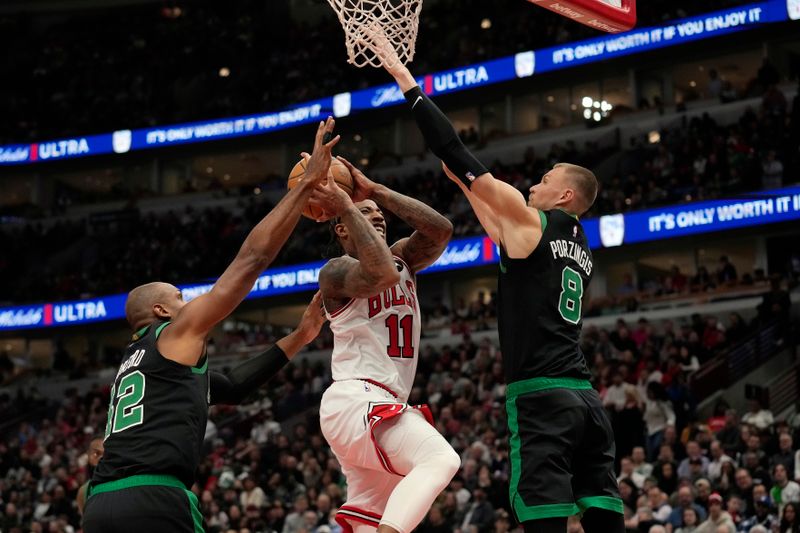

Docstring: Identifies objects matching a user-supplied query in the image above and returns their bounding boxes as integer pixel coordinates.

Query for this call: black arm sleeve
[403,86,489,188]
[209,344,289,405]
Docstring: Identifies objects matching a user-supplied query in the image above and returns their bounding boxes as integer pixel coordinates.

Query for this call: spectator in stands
[240,474,267,510]
[772,463,800,516]
[419,504,450,533]
[459,486,494,533]
[691,266,716,292]
[716,409,742,454]
[725,313,749,344]
[773,433,796,475]
[742,399,775,431]
[758,275,792,324]
[695,493,735,533]
[603,371,629,412]
[762,150,785,189]
[716,256,738,286]
[707,440,735,484]
[617,273,638,297]
[619,456,646,489]
[780,502,799,532]
[644,382,676,460]
[679,441,710,479]
[734,468,756,514]
[740,496,780,532]
[675,506,701,532]
[648,486,673,523]
[632,446,654,478]
[707,69,723,99]
[283,495,310,533]
[668,486,708,530]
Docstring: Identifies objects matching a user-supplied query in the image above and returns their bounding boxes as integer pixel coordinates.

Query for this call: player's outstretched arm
[160,119,340,366]
[312,180,400,299]
[379,56,538,233]
[337,156,452,273]
[209,292,326,405]
[442,163,500,244]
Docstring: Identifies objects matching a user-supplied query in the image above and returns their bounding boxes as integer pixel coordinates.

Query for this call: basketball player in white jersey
[308,156,460,533]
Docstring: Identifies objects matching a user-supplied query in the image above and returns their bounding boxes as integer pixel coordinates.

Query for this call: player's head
[88,436,105,467]
[528,163,598,216]
[331,200,387,256]
[124,281,185,330]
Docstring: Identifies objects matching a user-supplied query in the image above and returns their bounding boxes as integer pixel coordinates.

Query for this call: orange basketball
[287,158,354,220]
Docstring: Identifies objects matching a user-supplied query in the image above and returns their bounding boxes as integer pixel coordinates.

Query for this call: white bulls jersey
[325,256,420,403]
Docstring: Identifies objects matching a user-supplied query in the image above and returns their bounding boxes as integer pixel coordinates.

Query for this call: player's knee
[437,446,461,480]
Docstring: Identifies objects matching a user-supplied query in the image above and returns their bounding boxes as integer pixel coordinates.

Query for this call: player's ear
[334,223,348,240]
[153,303,170,319]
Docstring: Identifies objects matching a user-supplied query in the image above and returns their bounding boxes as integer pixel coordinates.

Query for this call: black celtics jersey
[498,209,593,384]
[93,321,209,489]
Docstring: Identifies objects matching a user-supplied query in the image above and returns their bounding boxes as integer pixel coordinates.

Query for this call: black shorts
[83,474,204,533]
[505,377,623,522]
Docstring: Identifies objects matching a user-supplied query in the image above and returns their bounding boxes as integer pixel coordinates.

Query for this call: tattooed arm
[312,178,401,301]
[337,157,453,274]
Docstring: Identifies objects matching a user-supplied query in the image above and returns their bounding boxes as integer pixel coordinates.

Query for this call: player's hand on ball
[308,173,353,221]
[296,291,327,345]
[336,156,376,203]
[304,117,340,183]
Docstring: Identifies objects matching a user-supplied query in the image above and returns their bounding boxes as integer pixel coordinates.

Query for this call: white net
[326,0,423,69]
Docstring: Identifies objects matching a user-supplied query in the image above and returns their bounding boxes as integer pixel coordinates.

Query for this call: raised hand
[361,22,402,73]
[336,156,377,203]
[304,117,341,183]
[308,172,354,222]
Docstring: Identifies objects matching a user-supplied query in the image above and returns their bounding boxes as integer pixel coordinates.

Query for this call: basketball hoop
[527,0,637,33]
[326,0,423,69]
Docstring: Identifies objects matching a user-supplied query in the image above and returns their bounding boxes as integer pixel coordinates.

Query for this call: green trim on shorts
[507,395,581,521]
[577,496,624,514]
[516,502,581,521]
[506,376,592,401]
[88,474,204,532]
[185,488,204,533]
[89,474,187,497]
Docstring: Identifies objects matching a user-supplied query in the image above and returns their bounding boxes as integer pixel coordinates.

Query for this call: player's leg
[507,388,582,528]
[521,518,568,533]
[373,409,461,533]
[572,389,625,533]
[334,461,399,532]
[580,507,625,533]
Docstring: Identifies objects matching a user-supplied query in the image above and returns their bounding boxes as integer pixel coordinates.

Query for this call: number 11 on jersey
[385,314,414,358]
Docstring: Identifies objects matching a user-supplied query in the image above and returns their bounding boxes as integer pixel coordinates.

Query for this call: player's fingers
[323,134,341,149]
[313,120,326,150]
[335,155,355,171]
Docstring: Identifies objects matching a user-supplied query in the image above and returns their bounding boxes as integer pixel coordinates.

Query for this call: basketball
[287,158,355,220]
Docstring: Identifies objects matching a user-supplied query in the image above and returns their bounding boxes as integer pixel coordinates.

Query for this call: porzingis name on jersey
[549,239,593,276]
[367,280,417,319]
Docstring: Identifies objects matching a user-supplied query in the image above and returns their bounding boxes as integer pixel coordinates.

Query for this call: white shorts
[320,379,433,530]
